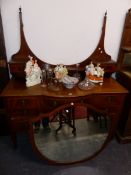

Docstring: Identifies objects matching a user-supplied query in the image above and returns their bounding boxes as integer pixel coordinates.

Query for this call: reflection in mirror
[30,103,110,164]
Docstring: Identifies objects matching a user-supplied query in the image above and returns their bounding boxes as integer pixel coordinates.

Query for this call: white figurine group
[86,62,104,77]
[24,55,42,87]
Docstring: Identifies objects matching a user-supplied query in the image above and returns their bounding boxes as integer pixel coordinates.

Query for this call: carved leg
[42,118,51,132]
[55,112,63,133]
[67,107,76,135]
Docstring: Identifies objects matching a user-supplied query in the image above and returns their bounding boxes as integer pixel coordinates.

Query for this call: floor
[0,134,131,175]
[0,111,131,175]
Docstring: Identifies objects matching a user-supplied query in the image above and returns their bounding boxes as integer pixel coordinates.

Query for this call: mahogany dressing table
[0,8,129,164]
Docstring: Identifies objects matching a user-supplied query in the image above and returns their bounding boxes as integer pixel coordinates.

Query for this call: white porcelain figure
[54,64,68,81]
[25,56,42,87]
[85,62,104,83]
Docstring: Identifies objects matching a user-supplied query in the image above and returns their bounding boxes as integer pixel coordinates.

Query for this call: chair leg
[55,108,76,135]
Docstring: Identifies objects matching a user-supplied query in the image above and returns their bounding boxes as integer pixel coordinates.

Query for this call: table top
[1,77,128,98]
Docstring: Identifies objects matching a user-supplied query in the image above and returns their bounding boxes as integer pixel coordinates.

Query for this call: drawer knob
[53,101,57,106]
[108,96,113,102]
[22,100,25,106]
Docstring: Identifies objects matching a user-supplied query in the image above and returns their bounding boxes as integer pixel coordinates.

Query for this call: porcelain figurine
[54,64,68,81]
[85,62,104,83]
[25,55,42,87]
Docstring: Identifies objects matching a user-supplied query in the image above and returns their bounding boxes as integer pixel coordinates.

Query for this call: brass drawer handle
[21,100,25,106]
[107,96,114,102]
[11,117,15,120]
[23,110,27,114]
[53,101,57,107]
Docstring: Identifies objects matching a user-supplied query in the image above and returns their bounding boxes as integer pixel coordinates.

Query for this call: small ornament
[86,62,104,83]
[24,55,42,87]
[54,64,68,81]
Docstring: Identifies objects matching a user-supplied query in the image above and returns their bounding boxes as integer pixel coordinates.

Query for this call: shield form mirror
[28,103,112,164]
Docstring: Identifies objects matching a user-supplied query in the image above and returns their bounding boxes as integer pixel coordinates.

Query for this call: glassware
[73,63,81,80]
[41,63,51,87]
[47,68,54,86]
[78,77,95,90]
[78,68,95,90]
[44,64,60,91]
[41,68,47,87]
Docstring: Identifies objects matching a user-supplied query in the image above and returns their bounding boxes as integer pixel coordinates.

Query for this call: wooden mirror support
[9,8,116,79]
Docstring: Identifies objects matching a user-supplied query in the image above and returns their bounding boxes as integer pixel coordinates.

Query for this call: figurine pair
[25,55,42,87]
[85,62,104,82]
[86,62,104,77]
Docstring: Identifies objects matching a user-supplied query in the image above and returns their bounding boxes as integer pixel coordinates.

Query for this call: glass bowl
[63,82,76,89]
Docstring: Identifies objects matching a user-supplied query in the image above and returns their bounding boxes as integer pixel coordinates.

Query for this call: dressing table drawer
[5,97,41,116]
[40,94,126,115]
[85,94,125,107]
[101,95,124,106]
[40,97,80,113]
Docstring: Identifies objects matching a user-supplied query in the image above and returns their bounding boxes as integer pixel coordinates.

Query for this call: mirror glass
[31,104,110,164]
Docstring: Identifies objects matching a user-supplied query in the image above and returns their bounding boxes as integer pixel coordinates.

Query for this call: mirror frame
[28,102,116,165]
